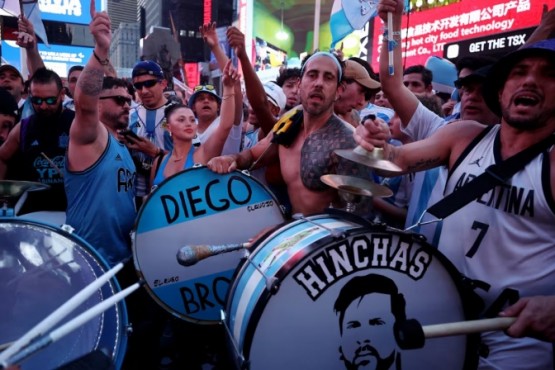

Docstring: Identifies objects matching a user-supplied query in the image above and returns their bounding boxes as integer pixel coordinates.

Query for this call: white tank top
[439,125,555,370]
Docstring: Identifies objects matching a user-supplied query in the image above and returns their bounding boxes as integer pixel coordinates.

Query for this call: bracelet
[93,50,110,66]
[221,94,235,100]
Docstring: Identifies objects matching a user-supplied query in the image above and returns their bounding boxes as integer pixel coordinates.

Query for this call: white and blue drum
[0,218,128,369]
[226,212,480,370]
[132,167,285,323]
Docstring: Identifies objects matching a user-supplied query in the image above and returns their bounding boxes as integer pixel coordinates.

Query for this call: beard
[501,103,555,131]
[341,346,396,370]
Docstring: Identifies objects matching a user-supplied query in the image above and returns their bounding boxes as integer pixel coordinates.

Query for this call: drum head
[132,167,285,323]
[0,218,127,369]
[227,215,479,370]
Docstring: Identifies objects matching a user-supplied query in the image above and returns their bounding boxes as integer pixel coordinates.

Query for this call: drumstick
[176,243,251,266]
[0,259,127,364]
[387,12,394,76]
[3,281,142,367]
[395,317,517,350]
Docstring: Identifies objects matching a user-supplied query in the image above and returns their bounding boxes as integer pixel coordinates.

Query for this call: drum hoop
[0,217,128,368]
[132,166,285,323]
[227,219,482,366]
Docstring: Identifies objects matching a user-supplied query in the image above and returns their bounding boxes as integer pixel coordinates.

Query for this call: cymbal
[335,146,403,176]
[0,181,50,198]
[320,174,393,198]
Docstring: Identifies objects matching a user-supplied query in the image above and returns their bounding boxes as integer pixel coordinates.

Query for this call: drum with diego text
[226,211,481,370]
[132,166,285,323]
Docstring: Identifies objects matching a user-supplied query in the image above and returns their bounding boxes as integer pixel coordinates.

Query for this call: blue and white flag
[0,0,49,47]
[330,0,377,49]
[22,0,49,47]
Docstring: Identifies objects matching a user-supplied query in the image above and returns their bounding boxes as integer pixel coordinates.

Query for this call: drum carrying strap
[427,133,555,219]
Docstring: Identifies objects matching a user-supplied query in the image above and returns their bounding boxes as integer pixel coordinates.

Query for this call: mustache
[355,344,380,359]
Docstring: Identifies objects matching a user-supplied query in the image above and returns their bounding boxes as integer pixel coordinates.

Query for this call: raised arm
[67,3,111,170]
[524,6,555,45]
[377,0,419,127]
[227,26,277,135]
[16,15,45,76]
[201,60,239,161]
[354,116,482,175]
[201,22,243,126]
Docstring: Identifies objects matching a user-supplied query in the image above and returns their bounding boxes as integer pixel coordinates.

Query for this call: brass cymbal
[0,181,50,198]
[320,174,393,198]
[335,146,403,176]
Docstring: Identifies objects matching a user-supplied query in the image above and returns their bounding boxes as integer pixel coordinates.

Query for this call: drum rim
[226,217,482,368]
[131,166,285,323]
[0,217,129,369]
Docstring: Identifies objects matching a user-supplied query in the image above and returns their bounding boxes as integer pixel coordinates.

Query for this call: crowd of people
[1,0,554,369]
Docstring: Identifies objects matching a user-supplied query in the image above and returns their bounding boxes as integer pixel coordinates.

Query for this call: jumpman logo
[470,156,484,167]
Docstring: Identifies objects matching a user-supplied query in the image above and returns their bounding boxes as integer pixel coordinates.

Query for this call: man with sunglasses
[0,67,73,215]
[127,60,175,205]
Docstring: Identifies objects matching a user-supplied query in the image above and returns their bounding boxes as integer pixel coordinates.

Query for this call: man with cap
[356,1,555,368]
[0,65,25,111]
[334,58,381,127]
[0,88,19,146]
[190,22,244,157]
[126,60,174,204]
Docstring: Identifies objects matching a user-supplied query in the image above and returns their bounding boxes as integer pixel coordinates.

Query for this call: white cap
[263,82,286,111]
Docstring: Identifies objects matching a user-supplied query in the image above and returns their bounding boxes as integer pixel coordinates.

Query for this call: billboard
[369,0,555,70]
[38,0,102,25]
[2,40,93,78]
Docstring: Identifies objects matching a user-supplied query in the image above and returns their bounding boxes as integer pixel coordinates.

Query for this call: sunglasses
[133,79,160,90]
[30,96,58,105]
[193,84,215,92]
[99,95,132,106]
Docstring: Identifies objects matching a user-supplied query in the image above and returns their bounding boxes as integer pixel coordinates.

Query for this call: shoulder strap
[427,133,555,219]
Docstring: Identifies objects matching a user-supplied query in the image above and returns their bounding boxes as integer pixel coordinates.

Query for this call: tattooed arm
[67,2,112,171]
[355,117,484,175]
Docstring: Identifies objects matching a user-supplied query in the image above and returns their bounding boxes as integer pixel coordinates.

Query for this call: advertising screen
[369,0,555,70]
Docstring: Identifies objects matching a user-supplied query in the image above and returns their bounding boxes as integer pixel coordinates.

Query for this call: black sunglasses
[99,95,132,106]
[30,96,58,105]
[133,79,160,90]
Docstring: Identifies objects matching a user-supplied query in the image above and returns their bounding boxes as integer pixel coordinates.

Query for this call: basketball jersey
[439,125,555,370]
[14,109,74,214]
[64,135,137,267]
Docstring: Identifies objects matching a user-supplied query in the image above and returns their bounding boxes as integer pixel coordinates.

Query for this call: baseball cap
[454,65,491,89]
[132,60,164,79]
[343,60,381,90]
[0,87,19,118]
[483,38,555,116]
[188,84,221,107]
[263,82,286,111]
[0,64,24,82]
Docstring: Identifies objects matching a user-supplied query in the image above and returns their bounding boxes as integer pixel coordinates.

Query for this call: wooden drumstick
[396,317,517,349]
[424,317,516,338]
[176,243,251,266]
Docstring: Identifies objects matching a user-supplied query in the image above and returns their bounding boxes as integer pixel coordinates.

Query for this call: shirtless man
[208,51,368,216]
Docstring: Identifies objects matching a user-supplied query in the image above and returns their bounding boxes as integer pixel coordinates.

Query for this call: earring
[194,134,198,139]
[169,131,172,137]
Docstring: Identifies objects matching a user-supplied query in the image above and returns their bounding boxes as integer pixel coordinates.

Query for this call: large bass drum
[0,218,128,369]
[132,167,285,324]
[226,211,480,370]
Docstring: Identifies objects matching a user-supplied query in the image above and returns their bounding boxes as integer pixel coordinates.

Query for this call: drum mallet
[176,243,251,267]
[394,317,517,349]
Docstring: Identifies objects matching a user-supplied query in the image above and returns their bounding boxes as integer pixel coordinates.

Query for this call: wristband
[93,50,110,66]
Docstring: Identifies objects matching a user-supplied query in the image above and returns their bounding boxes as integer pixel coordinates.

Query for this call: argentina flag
[330,0,377,49]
